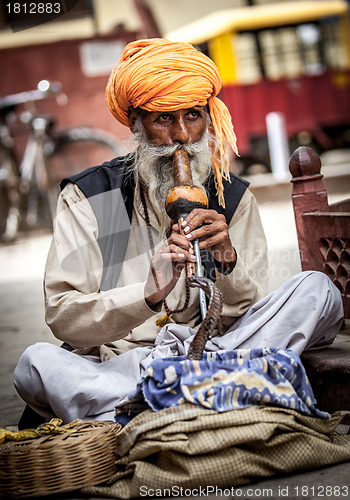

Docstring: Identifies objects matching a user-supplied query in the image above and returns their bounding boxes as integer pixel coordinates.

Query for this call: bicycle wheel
[45,127,124,217]
[0,144,21,241]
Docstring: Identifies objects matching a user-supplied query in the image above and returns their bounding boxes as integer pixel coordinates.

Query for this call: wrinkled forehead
[129,104,209,117]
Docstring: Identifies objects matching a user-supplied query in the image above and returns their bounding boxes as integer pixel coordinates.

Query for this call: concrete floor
[1,152,350,498]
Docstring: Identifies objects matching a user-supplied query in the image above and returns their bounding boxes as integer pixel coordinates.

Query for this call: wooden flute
[165,149,209,320]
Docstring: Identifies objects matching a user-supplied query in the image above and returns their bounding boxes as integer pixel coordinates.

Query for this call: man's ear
[128,108,140,133]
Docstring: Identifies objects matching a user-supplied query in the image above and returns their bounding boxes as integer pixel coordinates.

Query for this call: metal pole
[266,111,290,181]
[193,239,207,321]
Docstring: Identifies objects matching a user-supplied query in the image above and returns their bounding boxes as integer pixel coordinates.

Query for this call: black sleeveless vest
[61,153,249,290]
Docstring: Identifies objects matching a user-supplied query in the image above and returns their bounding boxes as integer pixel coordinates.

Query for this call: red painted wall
[221,71,350,156]
[0,31,139,151]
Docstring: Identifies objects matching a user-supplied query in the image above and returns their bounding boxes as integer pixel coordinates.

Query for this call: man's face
[130,106,208,146]
[129,105,213,234]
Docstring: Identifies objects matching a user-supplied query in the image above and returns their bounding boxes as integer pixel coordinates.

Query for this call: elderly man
[14,39,343,424]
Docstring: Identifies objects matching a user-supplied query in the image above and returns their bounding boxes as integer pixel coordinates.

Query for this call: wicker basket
[0,420,121,498]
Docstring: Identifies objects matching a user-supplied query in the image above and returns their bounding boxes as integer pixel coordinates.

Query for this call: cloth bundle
[83,349,350,499]
[116,348,329,420]
[83,405,350,499]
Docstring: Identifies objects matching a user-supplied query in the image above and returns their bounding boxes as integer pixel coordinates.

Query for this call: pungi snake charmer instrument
[165,149,223,359]
[165,149,209,320]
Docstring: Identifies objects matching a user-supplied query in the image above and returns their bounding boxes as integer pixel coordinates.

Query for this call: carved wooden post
[289,146,329,270]
[289,146,350,318]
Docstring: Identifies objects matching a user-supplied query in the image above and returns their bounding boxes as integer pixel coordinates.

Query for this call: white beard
[128,124,216,234]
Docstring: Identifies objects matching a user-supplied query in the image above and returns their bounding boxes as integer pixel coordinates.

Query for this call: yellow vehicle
[166,1,350,172]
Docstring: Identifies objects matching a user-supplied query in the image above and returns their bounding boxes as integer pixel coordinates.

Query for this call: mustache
[141,140,208,159]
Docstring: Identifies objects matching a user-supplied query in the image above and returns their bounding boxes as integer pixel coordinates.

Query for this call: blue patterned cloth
[129,348,328,419]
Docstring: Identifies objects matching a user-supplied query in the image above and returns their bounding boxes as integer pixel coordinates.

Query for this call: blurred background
[0,0,350,427]
[1,0,350,177]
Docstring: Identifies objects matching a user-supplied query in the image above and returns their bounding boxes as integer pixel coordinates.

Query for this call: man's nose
[171,117,190,144]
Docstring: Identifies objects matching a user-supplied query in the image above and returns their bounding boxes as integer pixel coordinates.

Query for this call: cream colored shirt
[44,182,268,359]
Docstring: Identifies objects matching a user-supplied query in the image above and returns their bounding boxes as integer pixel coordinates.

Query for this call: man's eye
[188,111,200,118]
[159,114,172,121]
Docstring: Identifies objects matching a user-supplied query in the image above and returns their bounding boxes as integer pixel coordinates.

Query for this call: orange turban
[106,38,238,207]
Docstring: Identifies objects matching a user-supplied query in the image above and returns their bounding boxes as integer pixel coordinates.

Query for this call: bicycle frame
[19,115,54,226]
[0,81,63,239]
[0,115,20,240]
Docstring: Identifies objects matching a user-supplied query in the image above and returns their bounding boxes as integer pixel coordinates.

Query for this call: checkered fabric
[83,405,350,499]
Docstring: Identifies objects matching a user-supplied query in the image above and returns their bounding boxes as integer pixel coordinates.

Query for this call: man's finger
[183,220,224,242]
[182,208,219,226]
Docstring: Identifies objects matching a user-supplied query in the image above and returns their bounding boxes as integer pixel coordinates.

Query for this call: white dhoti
[14,271,344,423]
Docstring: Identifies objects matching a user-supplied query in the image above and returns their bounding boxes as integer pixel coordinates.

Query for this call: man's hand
[145,232,196,307]
[174,208,237,273]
